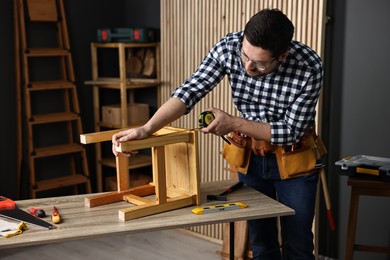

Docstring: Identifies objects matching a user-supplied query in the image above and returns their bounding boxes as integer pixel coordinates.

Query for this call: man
[112,9,323,259]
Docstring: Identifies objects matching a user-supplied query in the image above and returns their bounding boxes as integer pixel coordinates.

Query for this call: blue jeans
[238,153,318,260]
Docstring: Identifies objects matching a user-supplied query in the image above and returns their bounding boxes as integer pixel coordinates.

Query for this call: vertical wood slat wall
[160,0,327,240]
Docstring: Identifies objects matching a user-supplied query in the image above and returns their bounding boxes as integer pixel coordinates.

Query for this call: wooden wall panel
[161,0,326,240]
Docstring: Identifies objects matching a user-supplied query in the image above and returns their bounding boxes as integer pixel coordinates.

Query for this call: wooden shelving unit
[85,42,161,192]
[17,0,91,198]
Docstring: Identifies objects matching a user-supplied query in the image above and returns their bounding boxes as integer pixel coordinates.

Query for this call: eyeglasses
[239,49,277,71]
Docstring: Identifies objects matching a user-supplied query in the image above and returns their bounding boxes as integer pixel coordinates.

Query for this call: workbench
[0,180,294,258]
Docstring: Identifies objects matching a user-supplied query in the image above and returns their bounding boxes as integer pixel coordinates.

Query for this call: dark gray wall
[0,0,16,198]
[0,0,160,199]
[326,0,390,259]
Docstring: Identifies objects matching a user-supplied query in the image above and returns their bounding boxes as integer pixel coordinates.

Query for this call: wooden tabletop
[0,180,294,249]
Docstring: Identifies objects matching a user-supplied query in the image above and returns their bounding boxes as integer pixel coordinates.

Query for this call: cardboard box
[102,103,149,125]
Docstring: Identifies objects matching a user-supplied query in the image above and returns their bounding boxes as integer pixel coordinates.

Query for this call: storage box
[335,155,390,181]
[97,28,157,43]
[102,103,149,125]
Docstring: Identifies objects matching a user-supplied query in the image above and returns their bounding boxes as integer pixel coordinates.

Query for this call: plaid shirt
[171,32,323,145]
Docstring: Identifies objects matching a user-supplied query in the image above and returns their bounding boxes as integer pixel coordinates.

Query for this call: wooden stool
[80,126,200,221]
[345,176,390,259]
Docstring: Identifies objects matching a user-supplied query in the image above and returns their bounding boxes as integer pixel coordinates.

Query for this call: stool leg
[345,187,360,260]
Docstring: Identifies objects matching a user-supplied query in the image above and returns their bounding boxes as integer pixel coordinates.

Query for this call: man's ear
[278,51,290,62]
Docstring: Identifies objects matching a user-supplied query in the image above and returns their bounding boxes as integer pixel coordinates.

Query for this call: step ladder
[16,0,91,198]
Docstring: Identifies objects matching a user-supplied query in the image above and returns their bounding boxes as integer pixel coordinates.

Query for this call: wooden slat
[117,131,191,152]
[116,153,129,191]
[100,155,152,169]
[123,194,153,205]
[26,0,57,21]
[118,195,196,221]
[161,0,326,242]
[153,146,167,204]
[35,174,89,192]
[85,184,156,208]
[26,48,70,56]
[14,0,22,196]
[30,112,79,124]
[33,143,84,158]
[80,129,124,144]
[84,78,160,89]
[28,80,74,90]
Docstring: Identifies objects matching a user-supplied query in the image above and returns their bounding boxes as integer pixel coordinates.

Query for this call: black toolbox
[335,155,390,181]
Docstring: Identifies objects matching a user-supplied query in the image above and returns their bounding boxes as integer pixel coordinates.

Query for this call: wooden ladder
[17,0,91,198]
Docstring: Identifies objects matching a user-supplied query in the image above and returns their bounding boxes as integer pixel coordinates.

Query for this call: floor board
[1,229,222,260]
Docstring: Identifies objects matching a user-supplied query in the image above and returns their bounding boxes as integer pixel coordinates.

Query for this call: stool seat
[345,176,390,259]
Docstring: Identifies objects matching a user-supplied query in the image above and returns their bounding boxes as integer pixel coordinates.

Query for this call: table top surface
[0,180,294,249]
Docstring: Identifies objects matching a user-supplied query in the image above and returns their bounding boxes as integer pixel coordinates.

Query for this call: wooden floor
[1,229,222,260]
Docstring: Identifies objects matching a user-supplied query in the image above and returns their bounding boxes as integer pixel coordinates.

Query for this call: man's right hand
[112,126,150,157]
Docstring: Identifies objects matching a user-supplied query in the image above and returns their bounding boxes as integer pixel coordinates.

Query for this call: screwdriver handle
[0,196,16,211]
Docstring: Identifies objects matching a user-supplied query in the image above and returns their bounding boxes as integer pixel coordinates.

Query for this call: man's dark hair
[244,9,294,58]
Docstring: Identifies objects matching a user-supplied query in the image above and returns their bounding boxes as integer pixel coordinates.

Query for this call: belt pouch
[251,139,276,156]
[221,132,252,174]
[275,135,318,179]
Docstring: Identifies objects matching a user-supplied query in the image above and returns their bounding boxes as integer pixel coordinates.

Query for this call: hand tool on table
[52,206,61,224]
[192,202,248,215]
[207,181,244,201]
[28,207,46,218]
[198,111,231,145]
[0,196,56,229]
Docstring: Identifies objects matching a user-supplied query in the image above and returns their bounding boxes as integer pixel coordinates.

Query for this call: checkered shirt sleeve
[171,32,324,145]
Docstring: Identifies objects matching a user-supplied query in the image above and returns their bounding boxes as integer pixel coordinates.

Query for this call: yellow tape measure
[198,111,231,144]
[198,111,215,128]
[192,202,248,215]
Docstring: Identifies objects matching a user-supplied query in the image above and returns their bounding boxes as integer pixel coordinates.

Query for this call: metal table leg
[230,221,234,260]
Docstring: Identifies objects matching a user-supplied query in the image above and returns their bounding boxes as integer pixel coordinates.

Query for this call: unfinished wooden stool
[80,126,200,221]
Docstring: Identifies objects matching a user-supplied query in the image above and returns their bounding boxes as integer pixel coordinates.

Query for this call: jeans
[238,153,318,260]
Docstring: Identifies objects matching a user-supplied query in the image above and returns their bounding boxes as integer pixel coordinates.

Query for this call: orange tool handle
[0,196,16,211]
[320,168,336,231]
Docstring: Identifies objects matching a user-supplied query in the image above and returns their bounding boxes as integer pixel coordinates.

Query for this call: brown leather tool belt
[251,139,277,156]
[251,125,316,156]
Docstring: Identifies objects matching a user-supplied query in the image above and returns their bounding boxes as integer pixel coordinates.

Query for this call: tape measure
[192,202,248,215]
[197,111,231,145]
[198,111,215,128]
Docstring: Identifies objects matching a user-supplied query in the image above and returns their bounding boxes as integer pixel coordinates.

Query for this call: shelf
[91,42,159,48]
[100,154,152,169]
[88,42,160,192]
[85,77,160,89]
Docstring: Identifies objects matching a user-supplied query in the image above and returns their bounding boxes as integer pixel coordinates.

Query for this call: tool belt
[221,131,252,174]
[251,139,277,156]
[221,126,327,179]
[275,126,327,179]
